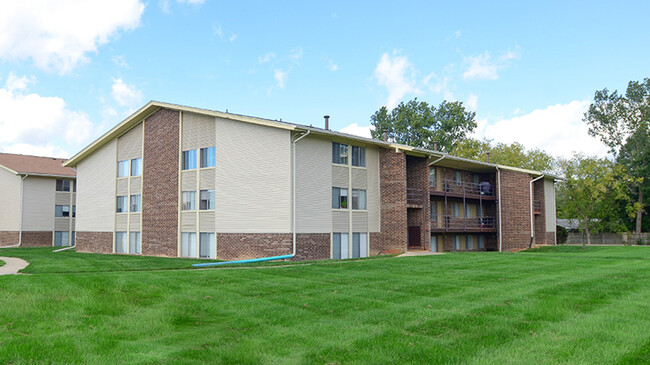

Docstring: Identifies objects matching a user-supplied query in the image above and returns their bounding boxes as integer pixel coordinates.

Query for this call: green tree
[557,154,637,245]
[584,78,649,233]
[370,98,476,152]
[451,138,557,173]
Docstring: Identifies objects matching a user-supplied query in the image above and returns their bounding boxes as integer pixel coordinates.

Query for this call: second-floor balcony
[431,215,497,232]
[407,188,426,207]
[430,179,495,199]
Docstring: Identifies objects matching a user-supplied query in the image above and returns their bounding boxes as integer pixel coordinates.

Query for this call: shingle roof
[0,153,76,177]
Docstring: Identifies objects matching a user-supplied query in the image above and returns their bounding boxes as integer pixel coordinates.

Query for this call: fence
[566,232,650,245]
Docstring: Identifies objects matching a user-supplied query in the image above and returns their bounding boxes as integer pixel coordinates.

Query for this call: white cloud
[177,0,205,4]
[159,0,170,13]
[328,59,339,71]
[340,123,373,138]
[463,50,518,81]
[274,69,287,89]
[258,52,276,63]
[478,100,609,158]
[0,0,145,74]
[374,52,418,109]
[466,94,478,111]
[229,34,237,42]
[111,78,143,107]
[112,55,129,68]
[0,73,94,158]
[289,47,303,62]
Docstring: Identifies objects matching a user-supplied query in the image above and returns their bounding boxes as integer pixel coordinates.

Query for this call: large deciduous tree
[451,138,557,173]
[370,98,476,152]
[584,78,649,233]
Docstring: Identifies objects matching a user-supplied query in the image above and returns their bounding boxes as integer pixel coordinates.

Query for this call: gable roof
[0,153,76,178]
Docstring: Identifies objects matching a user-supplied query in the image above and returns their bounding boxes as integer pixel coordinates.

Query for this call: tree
[584,78,650,233]
[451,138,557,173]
[557,154,638,245]
[370,98,476,152]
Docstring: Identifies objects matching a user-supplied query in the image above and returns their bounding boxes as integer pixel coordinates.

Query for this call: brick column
[371,148,407,254]
[499,170,533,251]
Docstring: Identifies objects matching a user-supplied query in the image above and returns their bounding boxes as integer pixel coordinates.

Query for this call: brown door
[408,226,421,249]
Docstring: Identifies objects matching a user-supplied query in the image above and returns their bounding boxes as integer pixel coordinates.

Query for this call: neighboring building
[0,153,77,247]
[63,101,557,260]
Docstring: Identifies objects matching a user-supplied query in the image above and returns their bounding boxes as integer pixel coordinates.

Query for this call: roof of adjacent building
[0,153,76,178]
[62,100,559,180]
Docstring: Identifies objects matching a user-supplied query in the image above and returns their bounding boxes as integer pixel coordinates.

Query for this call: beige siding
[71,219,75,231]
[215,118,291,233]
[182,112,216,150]
[182,171,197,191]
[351,168,367,189]
[130,214,141,231]
[115,214,128,231]
[130,177,142,195]
[22,176,55,231]
[55,218,70,231]
[76,138,117,232]
[0,168,20,230]
[352,211,368,232]
[199,169,216,189]
[332,165,348,188]
[181,211,197,231]
[116,179,129,196]
[117,123,143,161]
[332,210,349,232]
[55,192,70,205]
[199,211,215,231]
[366,147,380,232]
[295,136,332,233]
[544,179,556,232]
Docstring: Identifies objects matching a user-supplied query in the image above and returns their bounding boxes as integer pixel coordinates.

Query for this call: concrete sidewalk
[0,257,29,275]
[397,250,445,257]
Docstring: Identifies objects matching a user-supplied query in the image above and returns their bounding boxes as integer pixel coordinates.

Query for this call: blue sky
[1,0,649,158]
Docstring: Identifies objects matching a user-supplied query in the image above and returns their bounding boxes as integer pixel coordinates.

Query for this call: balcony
[430,215,497,233]
[430,179,496,200]
[406,188,426,208]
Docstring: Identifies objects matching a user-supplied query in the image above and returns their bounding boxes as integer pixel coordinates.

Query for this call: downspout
[529,175,545,248]
[18,174,29,247]
[193,130,311,268]
[496,167,502,252]
[553,179,558,245]
[430,154,445,166]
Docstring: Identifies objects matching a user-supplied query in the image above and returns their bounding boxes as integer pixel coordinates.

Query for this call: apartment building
[63,101,556,260]
[0,153,77,247]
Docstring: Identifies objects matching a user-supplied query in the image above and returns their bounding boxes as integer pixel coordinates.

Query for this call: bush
[556,226,568,244]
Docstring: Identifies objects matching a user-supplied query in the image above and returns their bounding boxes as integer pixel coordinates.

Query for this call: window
[117,160,129,177]
[352,233,368,258]
[129,232,141,254]
[472,174,480,185]
[430,202,437,220]
[181,232,197,258]
[182,191,196,211]
[200,233,216,259]
[429,168,436,187]
[453,236,461,250]
[54,231,70,247]
[56,179,71,192]
[454,171,462,185]
[477,235,485,249]
[182,150,197,170]
[73,181,76,192]
[116,196,128,213]
[332,187,348,209]
[351,146,366,167]
[200,189,215,210]
[430,235,438,252]
[55,205,70,217]
[131,158,142,176]
[72,205,76,218]
[465,236,473,250]
[332,142,348,165]
[352,189,366,210]
[200,147,216,168]
[332,233,349,259]
[452,203,461,218]
[115,232,127,253]
[465,204,472,218]
[130,195,141,213]
[71,231,76,246]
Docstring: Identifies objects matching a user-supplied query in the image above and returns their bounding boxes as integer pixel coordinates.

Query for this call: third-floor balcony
[430,179,496,200]
[430,215,497,233]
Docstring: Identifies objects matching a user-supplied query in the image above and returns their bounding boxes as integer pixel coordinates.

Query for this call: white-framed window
[182,191,196,211]
[116,196,128,213]
[199,232,216,259]
[56,179,71,192]
[181,232,197,258]
[430,235,438,252]
[352,232,368,258]
[199,189,215,210]
[452,202,461,217]
[351,146,366,167]
[332,233,349,259]
[130,194,141,213]
[131,158,142,176]
[55,205,70,217]
[115,232,127,253]
[429,168,436,187]
[129,232,141,254]
[465,236,473,250]
[454,171,462,185]
[200,147,216,168]
[465,204,473,218]
[54,231,70,247]
[351,189,367,210]
[453,236,461,250]
[332,142,348,165]
[332,187,348,209]
[117,160,129,178]
[182,150,197,170]
[431,201,438,219]
[478,235,485,249]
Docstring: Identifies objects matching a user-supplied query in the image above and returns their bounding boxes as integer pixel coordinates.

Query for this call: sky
[1,0,649,159]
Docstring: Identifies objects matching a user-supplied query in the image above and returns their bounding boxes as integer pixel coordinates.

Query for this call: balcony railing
[406,188,426,206]
[430,179,494,197]
[431,215,497,232]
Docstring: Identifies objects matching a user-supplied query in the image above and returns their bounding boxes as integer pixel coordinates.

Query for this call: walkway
[0,257,29,275]
[397,250,445,257]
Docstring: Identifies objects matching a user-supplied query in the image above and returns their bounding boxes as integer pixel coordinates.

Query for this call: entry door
[408,226,421,249]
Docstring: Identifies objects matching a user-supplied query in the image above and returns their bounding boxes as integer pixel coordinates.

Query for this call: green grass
[2,246,650,363]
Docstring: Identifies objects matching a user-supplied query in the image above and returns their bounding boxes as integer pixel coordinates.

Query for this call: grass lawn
[2,246,650,364]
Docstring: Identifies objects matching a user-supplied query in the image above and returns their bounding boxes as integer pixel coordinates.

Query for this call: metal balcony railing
[431,215,497,231]
[406,188,426,206]
[430,179,494,197]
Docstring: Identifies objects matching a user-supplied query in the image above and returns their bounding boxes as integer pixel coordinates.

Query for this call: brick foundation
[142,108,180,257]
[295,233,331,261]
[21,231,52,247]
[217,233,292,261]
[76,231,114,254]
[0,231,19,245]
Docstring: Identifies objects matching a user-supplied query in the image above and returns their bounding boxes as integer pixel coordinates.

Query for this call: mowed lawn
[2,246,650,364]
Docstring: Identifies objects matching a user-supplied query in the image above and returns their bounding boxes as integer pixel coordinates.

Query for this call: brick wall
[533,179,547,244]
[406,155,430,250]
[217,233,292,260]
[373,148,407,254]
[76,231,113,254]
[21,231,52,247]
[499,170,533,251]
[142,108,179,257]
[295,233,330,261]
[0,231,19,245]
